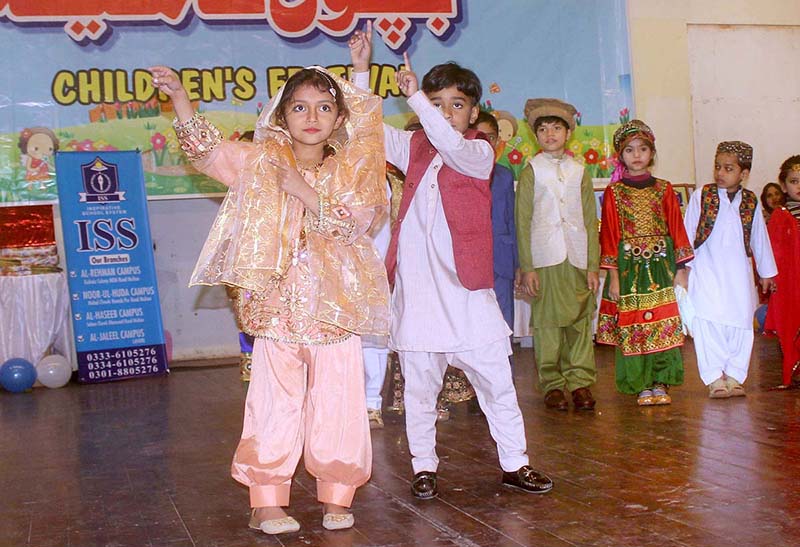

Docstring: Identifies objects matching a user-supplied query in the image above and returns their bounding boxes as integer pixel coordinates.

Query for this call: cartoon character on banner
[492,110,530,178]
[493,111,517,158]
[18,127,59,188]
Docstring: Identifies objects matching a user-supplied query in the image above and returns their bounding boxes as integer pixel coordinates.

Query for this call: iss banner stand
[55,151,169,383]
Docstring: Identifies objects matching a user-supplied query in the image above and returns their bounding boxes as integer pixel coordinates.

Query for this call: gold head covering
[613,119,655,153]
[190,67,389,335]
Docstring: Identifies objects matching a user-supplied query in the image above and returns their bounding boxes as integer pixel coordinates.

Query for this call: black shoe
[501,465,553,494]
[411,471,438,499]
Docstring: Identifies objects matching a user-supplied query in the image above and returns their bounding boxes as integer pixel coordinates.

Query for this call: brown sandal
[708,378,730,399]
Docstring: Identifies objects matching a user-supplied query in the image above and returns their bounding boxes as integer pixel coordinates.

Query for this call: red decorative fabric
[0,205,56,248]
[765,207,800,385]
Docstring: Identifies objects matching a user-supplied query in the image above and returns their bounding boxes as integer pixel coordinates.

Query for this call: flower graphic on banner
[584,149,599,165]
[619,107,630,124]
[507,149,523,165]
[93,140,117,151]
[150,133,166,151]
[150,132,168,166]
[143,128,190,169]
[61,138,118,152]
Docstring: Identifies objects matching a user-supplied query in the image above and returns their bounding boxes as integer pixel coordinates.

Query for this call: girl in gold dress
[149,62,388,535]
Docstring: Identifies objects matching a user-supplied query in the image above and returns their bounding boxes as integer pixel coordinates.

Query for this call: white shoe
[249,513,300,535]
[322,512,354,530]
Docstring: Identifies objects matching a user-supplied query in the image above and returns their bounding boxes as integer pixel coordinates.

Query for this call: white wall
[149,198,239,362]
[627,0,800,190]
[687,24,800,194]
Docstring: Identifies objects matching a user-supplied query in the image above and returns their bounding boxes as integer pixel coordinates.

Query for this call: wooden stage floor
[2,335,799,547]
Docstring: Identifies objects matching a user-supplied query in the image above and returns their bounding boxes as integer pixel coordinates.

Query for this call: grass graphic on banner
[0,112,624,204]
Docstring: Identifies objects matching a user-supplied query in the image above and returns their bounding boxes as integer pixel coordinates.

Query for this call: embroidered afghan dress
[597,175,693,393]
[765,203,800,385]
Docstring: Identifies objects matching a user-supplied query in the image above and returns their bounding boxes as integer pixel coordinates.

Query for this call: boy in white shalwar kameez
[348,27,553,500]
[684,141,777,398]
[362,182,392,429]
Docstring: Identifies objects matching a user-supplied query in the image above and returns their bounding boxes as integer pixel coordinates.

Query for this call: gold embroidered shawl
[189,68,389,335]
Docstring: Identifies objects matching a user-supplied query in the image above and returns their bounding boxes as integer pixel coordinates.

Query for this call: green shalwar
[515,161,599,393]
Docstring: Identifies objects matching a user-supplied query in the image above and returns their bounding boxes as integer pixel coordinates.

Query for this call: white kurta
[381,90,511,353]
[683,187,777,329]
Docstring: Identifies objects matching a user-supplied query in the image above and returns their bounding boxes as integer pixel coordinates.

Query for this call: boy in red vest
[350,29,552,499]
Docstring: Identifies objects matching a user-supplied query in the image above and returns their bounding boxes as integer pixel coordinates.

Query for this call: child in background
[761,182,786,223]
[515,98,600,411]
[474,111,518,332]
[350,27,552,500]
[755,181,784,310]
[765,156,800,386]
[150,58,388,534]
[683,141,776,398]
[597,120,693,406]
[362,181,392,428]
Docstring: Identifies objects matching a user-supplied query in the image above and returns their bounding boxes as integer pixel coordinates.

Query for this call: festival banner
[55,150,169,383]
[1,1,633,204]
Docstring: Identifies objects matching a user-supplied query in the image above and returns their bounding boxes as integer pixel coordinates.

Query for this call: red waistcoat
[385,129,494,290]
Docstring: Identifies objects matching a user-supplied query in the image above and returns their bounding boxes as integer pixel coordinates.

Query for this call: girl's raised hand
[148,66,186,98]
[396,52,418,97]
[269,158,317,209]
[348,20,373,72]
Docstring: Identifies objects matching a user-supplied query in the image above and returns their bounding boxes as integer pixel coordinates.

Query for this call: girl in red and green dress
[597,120,693,406]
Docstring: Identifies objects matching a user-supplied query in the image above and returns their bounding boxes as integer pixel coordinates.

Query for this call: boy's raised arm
[350,24,411,173]
[399,53,493,179]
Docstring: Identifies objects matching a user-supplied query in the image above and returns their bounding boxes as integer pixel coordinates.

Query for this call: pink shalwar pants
[231,335,371,508]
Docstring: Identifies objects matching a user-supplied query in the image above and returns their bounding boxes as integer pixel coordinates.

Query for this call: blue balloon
[0,358,37,393]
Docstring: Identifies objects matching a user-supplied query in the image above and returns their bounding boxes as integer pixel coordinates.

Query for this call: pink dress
[175,70,388,508]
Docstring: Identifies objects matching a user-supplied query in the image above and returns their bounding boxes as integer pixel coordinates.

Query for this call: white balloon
[36,354,72,389]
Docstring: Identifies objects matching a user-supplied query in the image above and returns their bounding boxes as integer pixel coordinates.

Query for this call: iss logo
[78,157,126,203]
